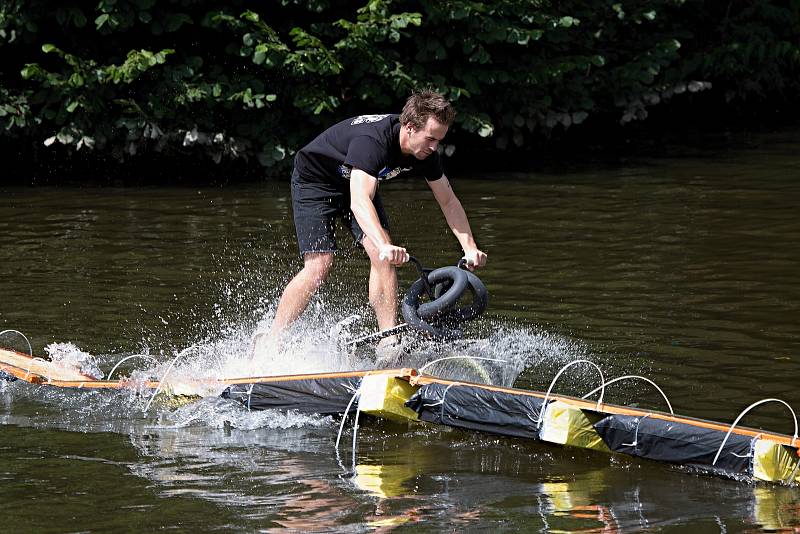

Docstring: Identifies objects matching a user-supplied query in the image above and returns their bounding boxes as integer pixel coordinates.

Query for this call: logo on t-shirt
[378,166,412,181]
[337,164,412,181]
[350,114,389,125]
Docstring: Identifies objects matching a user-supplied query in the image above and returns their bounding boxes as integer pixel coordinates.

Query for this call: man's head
[399,89,455,160]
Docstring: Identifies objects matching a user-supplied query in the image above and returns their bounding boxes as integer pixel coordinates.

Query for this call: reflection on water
[126,420,800,531]
[1,132,800,530]
[6,414,800,532]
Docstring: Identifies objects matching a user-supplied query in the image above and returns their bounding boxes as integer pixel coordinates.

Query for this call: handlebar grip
[379,251,410,263]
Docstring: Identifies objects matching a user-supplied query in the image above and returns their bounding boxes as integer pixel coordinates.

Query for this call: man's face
[406,117,448,159]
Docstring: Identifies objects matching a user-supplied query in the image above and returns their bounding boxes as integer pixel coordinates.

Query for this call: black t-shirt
[294,114,444,189]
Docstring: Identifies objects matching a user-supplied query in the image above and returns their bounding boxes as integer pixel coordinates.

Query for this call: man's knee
[303,252,334,282]
[369,262,398,290]
[370,262,398,285]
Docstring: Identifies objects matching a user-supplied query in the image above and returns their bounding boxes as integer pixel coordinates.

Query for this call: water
[1,133,800,531]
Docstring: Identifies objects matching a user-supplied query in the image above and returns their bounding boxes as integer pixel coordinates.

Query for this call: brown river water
[1,133,799,531]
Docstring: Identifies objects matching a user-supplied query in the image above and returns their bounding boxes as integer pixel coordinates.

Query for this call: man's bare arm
[350,168,407,264]
[427,174,487,267]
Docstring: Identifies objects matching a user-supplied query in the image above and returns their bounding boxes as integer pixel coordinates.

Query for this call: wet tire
[402,266,469,338]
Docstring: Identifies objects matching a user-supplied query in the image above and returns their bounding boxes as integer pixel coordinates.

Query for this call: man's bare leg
[267,252,334,340]
[362,238,399,336]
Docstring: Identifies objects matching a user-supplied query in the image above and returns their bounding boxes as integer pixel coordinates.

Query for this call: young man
[269,89,487,349]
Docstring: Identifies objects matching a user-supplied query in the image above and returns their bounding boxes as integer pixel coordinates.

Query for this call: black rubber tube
[401,282,446,337]
[450,269,489,321]
[430,270,488,321]
[402,267,469,337]
[416,267,469,319]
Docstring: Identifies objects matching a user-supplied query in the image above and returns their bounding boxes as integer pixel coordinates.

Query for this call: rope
[0,330,33,357]
[143,346,196,413]
[581,375,674,415]
[419,356,506,385]
[621,413,652,448]
[712,398,799,466]
[335,381,364,451]
[246,383,255,412]
[334,384,363,474]
[537,360,605,429]
[417,381,464,423]
[107,355,159,380]
[351,396,362,472]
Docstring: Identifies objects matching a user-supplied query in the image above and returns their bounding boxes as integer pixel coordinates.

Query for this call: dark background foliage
[1,0,798,183]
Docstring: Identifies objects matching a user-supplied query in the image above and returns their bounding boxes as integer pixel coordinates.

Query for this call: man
[269,89,487,350]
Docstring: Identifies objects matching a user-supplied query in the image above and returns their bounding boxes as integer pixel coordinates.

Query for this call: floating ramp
[2,347,799,484]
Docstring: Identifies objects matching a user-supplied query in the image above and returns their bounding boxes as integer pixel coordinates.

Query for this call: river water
[1,133,799,531]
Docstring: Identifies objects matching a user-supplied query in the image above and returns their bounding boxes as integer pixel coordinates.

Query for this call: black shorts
[291,171,390,255]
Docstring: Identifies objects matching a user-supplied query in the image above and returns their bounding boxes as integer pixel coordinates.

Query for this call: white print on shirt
[338,164,412,181]
[350,114,389,125]
[378,166,412,181]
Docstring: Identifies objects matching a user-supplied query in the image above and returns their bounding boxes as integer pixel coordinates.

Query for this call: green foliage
[0,0,797,176]
[680,1,800,103]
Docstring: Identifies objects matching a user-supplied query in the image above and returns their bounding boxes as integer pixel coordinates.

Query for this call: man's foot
[249,332,276,360]
[375,335,405,368]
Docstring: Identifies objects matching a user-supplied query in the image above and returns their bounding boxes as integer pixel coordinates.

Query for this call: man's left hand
[463,248,487,270]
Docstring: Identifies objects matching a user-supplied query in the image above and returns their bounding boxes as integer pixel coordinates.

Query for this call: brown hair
[400,89,456,129]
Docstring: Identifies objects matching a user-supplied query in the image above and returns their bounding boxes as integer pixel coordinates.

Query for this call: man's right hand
[378,244,409,265]
[462,248,487,271]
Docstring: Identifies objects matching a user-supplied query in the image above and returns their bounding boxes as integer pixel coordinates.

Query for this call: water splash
[44,341,104,379]
[2,286,609,433]
[156,397,332,431]
[378,321,593,387]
